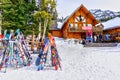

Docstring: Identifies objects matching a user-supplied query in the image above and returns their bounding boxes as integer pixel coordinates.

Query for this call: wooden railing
[25,40,43,52]
[69,27,82,32]
[92,27,103,32]
[68,26,103,32]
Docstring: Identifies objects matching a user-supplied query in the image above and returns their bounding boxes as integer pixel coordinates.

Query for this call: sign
[86,30,92,36]
[82,26,92,30]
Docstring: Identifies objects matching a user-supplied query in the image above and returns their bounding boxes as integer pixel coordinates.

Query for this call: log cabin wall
[50,30,62,38]
[67,32,86,39]
[61,22,68,39]
[68,32,81,39]
[103,27,120,35]
[103,27,120,42]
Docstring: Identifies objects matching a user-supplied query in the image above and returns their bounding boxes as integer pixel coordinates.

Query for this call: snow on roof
[57,22,64,29]
[103,17,120,30]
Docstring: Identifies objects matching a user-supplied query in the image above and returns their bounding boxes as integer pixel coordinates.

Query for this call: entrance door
[81,32,86,39]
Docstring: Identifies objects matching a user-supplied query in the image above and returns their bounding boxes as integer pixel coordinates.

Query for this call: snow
[1,37,120,80]
[57,22,63,29]
[117,43,120,48]
[103,17,120,30]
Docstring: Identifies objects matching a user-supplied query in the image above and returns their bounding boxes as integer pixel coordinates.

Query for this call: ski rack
[0,29,32,73]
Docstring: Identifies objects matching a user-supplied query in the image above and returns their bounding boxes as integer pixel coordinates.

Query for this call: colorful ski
[48,33,61,70]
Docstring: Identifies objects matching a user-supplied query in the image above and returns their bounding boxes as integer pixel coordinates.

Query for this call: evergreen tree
[1,0,57,36]
[1,0,38,35]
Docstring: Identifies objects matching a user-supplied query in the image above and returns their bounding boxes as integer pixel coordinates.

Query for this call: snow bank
[55,37,83,48]
[117,43,120,48]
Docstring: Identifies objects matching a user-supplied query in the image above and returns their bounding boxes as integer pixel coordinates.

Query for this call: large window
[74,15,86,22]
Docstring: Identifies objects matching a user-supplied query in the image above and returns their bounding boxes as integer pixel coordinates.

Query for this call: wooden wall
[50,30,62,38]
[103,27,120,34]
[103,27,120,42]
[61,22,68,39]
[67,32,86,39]
[67,32,80,39]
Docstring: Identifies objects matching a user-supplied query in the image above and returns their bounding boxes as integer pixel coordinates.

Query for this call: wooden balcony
[68,27,85,32]
[68,26,103,32]
[92,27,103,32]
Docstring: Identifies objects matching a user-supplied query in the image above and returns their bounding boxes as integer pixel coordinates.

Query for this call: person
[99,33,102,43]
[39,36,42,42]
[94,35,97,42]
[105,34,109,42]
[82,39,86,45]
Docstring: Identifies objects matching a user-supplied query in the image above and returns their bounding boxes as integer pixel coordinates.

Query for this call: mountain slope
[89,9,120,21]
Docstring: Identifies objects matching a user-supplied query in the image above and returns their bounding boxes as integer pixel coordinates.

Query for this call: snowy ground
[0,37,120,80]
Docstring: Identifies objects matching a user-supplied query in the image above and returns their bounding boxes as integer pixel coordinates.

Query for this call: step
[84,43,118,47]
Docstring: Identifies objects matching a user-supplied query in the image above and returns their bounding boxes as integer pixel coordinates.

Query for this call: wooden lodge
[50,4,103,40]
[104,27,120,42]
[103,17,120,42]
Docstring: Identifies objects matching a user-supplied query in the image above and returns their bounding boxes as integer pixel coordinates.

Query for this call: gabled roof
[61,4,99,30]
[103,17,120,30]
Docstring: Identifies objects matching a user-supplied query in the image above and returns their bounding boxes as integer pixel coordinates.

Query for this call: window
[75,24,78,29]
[118,33,120,36]
[87,24,92,27]
[83,24,86,26]
[68,23,73,27]
[74,15,86,22]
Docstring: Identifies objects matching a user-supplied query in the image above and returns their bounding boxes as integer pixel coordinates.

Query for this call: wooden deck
[84,43,118,47]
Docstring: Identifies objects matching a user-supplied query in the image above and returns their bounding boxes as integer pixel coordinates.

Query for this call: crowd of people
[93,33,117,43]
[81,33,117,45]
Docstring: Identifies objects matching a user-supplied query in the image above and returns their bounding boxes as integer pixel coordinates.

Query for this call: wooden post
[31,29,34,51]
[0,9,2,35]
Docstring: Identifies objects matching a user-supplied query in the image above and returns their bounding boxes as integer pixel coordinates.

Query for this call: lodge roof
[60,4,99,30]
[103,17,120,30]
[54,4,99,29]
[50,4,100,31]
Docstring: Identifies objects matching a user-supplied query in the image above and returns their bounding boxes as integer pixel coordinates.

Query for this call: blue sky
[56,0,120,18]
